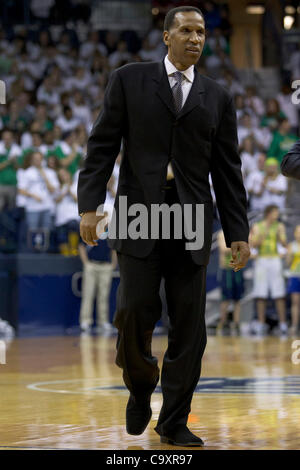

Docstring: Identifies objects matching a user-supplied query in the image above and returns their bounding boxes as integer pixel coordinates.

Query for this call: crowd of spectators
[0,1,299,256]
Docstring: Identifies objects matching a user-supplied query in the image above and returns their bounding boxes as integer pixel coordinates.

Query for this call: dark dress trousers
[77,60,249,435]
[281,140,300,180]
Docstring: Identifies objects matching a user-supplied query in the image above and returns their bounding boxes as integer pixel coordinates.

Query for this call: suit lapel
[153,61,176,116]
[152,61,205,119]
[178,68,205,119]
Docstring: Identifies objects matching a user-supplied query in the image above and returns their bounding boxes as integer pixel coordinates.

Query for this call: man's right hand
[80,211,107,246]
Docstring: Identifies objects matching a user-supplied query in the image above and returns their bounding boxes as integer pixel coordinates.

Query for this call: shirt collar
[164,54,194,83]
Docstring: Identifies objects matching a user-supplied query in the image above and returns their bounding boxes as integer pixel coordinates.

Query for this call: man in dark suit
[78,6,250,446]
[281,140,300,179]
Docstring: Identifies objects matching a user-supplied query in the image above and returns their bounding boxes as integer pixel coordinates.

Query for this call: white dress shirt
[164,55,195,180]
[164,54,194,107]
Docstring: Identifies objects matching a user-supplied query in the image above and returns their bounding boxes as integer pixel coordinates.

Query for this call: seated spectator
[17,50,41,91]
[79,31,108,59]
[0,129,22,211]
[63,66,92,93]
[244,86,265,118]
[206,27,230,54]
[17,91,35,124]
[217,70,244,96]
[52,125,63,146]
[36,76,60,110]
[46,154,60,173]
[261,158,288,210]
[16,151,33,211]
[55,168,80,255]
[234,94,247,122]
[55,106,81,133]
[27,29,53,62]
[205,45,235,79]
[250,204,288,335]
[260,98,286,131]
[47,130,83,176]
[1,100,27,133]
[47,66,66,97]
[57,30,73,55]
[245,153,266,211]
[246,156,288,211]
[20,132,48,163]
[238,112,271,150]
[90,52,110,77]
[17,151,59,232]
[138,38,163,62]
[108,40,132,68]
[277,84,299,135]
[267,118,298,164]
[286,225,300,335]
[240,136,260,180]
[69,91,92,126]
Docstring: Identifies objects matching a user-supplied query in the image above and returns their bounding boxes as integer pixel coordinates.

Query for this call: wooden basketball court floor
[1,333,300,450]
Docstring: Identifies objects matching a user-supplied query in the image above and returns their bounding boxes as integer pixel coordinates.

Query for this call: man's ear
[163,31,169,47]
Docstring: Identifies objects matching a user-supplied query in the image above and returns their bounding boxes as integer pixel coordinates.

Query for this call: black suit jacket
[281,140,300,180]
[78,60,249,265]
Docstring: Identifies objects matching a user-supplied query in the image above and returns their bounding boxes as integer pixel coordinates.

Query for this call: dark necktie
[172,71,183,114]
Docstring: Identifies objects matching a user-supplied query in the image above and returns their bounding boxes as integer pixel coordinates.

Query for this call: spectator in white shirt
[217,70,244,96]
[277,84,299,135]
[17,151,59,231]
[79,31,108,59]
[55,168,80,255]
[246,153,266,212]
[55,106,80,133]
[108,40,132,68]
[240,136,260,180]
[247,157,288,213]
[238,112,272,150]
[138,38,163,62]
[244,86,265,117]
[37,76,60,107]
[0,129,22,210]
[69,91,92,125]
[64,66,92,93]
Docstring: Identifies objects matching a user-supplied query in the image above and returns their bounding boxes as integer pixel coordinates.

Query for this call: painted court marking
[26,377,300,396]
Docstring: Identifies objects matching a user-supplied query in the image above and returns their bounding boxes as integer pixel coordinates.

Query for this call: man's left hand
[229,241,250,272]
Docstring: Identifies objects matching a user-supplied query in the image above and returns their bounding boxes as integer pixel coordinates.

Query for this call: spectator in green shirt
[267,118,298,164]
[0,129,22,210]
[1,100,27,133]
[260,98,286,132]
[47,130,83,176]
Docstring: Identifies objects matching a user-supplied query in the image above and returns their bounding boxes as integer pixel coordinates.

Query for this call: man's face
[2,131,13,147]
[269,209,279,223]
[265,164,278,176]
[32,152,43,168]
[163,11,205,69]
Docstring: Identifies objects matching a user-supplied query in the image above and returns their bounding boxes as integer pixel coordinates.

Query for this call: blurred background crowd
[1,0,300,337]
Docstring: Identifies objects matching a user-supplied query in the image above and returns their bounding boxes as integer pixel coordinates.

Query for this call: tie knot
[173,71,183,84]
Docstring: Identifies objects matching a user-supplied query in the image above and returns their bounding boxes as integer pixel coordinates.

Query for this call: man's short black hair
[164,6,204,32]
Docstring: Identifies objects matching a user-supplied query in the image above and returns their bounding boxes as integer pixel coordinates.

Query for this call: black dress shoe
[159,425,204,447]
[126,394,152,435]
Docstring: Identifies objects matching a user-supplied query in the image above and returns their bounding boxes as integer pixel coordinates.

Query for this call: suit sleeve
[77,70,125,214]
[210,96,249,248]
[281,140,300,180]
